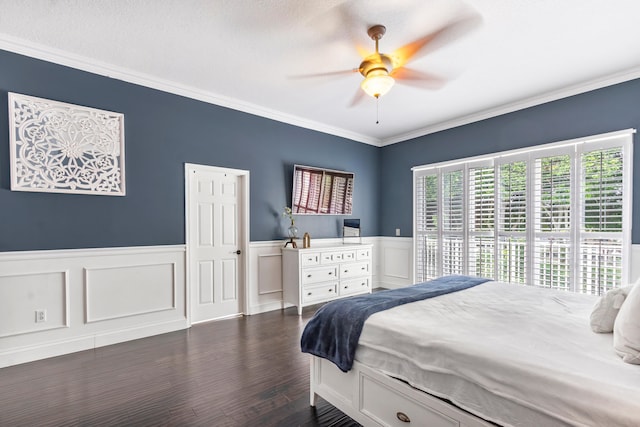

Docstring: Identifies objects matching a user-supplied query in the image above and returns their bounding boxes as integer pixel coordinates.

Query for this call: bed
[301,277,640,427]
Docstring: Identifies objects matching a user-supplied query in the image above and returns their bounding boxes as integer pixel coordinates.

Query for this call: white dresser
[282,243,373,315]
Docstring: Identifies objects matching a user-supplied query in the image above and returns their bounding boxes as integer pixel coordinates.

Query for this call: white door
[186,164,248,323]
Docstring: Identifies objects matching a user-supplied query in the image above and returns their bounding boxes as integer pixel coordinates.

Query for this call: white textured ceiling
[1,0,640,146]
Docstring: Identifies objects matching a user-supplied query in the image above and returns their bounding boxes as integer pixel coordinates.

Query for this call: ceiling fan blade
[289,69,359,80]
[303,2,370,59]
[348,87,367,108]
[356,44,371,59]
[392,13,482,68]
[391,67,446,89]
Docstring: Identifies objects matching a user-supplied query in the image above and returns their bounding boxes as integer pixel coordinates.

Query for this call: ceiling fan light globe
[361,73,395,98]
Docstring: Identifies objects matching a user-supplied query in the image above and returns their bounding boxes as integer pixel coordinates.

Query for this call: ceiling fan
[358,24,397,99]
[353,14,480,103]
[289,8,481,120]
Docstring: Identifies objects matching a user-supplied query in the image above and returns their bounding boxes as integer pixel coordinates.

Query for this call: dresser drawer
[339,277,369,296]
[321,251,341,264]
[301,252,320,266]
[302,283,337,303]
[356,247,371,260]
[340,250,356,261]
[360,375,458,427]
[340,261,370,279]
[301,265,338,285]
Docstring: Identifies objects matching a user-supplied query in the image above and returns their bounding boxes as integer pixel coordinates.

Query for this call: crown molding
[2,35,639,149]
[380,66,640,146]
[0,35,381,147]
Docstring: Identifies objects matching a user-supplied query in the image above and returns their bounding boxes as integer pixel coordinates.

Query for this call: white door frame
[184,162,250,325]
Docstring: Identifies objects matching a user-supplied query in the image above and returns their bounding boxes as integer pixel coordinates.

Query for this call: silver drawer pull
[396,412,410,423]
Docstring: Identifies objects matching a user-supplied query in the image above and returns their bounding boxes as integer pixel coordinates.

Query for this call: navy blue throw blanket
[300,275,491,372]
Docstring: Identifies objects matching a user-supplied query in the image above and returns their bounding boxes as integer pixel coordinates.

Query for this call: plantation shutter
[442,168,464,275]
[533,153,572,290]
[496,160,528,284]
[415,172,439,281]
[413,129,633,293]
[578,145,625,295]
[468,165,495,278]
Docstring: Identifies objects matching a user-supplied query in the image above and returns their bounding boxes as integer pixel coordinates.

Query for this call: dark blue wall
[2,48,639,252]
[0,50,380,251]
[379,79,640,242]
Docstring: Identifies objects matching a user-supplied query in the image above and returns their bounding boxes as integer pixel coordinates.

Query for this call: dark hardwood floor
[0,307,360,427]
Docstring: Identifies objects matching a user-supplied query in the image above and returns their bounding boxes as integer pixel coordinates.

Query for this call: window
[413,129,634,294]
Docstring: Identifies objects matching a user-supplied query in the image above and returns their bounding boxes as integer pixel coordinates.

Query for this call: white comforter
[355,281,640,427]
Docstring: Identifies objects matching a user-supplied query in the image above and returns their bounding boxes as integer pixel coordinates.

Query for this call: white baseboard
[0,318,188,368]
[93,318,188,348]
[0,335,95,368]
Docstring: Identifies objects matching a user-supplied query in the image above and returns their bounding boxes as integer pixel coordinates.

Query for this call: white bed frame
[310,355,493,427]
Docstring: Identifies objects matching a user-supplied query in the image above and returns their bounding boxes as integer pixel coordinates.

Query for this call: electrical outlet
[395,228,401,236]
[35,309,46,323]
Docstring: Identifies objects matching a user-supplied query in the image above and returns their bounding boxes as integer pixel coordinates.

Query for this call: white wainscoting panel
[384,247,410,278]
[376,237,413,289]
[248,241,285,315]
[0,270,69,337]
[0,245,186,368]
[631,245,640,284]
[258,254,284,295]
[6,238,631,367]
[85,263,176,323]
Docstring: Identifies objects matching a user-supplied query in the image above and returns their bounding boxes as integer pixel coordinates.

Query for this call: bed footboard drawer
[360,374,458,427]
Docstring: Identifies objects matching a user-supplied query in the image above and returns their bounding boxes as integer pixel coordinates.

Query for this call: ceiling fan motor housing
[359,53,394,78]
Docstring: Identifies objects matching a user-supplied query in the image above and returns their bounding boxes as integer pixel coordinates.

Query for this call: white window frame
[412,129,635,291]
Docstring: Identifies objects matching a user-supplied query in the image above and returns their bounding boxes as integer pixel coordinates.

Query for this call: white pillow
[614,284,640,364]
[590,286,633,333]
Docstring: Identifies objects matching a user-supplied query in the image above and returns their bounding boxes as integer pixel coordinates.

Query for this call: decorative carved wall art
[8,93,125,196]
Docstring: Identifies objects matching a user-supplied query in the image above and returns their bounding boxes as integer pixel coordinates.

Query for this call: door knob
[235,250,241,255]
